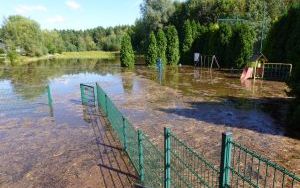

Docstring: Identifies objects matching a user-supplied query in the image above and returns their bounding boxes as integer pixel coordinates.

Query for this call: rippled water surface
[0,58,299,187]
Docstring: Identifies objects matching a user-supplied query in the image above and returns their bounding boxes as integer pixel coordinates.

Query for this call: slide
[240,67,253,80]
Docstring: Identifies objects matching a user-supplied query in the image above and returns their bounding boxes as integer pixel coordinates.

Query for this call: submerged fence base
[80,83,300,188]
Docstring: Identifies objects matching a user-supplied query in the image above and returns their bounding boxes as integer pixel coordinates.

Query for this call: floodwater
[0,58,299,187]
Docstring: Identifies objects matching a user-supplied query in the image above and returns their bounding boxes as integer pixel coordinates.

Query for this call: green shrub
[7,50,18,63]
[0,48,5,54]
[166,25,180,65]
[156,29,167,65]
[146,31,158,66]
[182,19,193,64]
[120,33,135,67]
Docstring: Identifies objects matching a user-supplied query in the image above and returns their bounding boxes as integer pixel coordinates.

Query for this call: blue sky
[0,0,143,30]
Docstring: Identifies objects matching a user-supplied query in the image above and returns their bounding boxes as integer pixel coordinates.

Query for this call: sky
[0,0,144,30]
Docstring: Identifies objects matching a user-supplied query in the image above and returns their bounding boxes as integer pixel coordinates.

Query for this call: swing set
[194,53,220,69]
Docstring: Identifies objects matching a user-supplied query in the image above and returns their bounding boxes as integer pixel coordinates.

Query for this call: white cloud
[47,15,65,24]
[65,0,81,10]
[15,5,47,14]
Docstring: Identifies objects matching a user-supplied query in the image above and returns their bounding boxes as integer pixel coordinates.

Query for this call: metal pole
[219,132,233,188]
[138,130,145,182]
[260,1,266,53]
[104,94,108,116]
[46,85,52,106]
[80,84,86,105]
[123,116,127,151]
[164,127,171,188]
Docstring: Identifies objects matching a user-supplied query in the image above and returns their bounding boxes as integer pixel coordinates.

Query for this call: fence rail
[81,83,300,188]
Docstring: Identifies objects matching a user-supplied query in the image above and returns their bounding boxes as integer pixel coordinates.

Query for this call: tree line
[0,15,130,58]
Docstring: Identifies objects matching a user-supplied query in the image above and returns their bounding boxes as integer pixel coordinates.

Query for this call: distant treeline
[0,15,130,57]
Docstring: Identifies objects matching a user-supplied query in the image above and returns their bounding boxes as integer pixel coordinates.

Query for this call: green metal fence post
[138,130,145,182]
[104,94,108,116]
[80,84,86,105]
[46,85,52,106]
[123,116,127,151]
[219,132,233,188]
[95,83,100,108]
[164,127,171,188]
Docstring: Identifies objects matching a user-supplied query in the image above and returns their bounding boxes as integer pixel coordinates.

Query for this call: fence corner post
[80,84,86,105]
[219,132,233,188]
[104,94,108,116]
[123,116,127,151]
[164,127,171,188]
[95,82,99,107]
[138,130,145,183]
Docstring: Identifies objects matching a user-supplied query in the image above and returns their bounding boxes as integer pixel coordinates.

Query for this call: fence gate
[80,84,95,107]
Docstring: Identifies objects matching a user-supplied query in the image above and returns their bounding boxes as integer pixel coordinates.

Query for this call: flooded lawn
[0,58,299,187]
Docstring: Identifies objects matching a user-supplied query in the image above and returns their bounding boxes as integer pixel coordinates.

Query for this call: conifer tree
[156,29,167,65]
[146,31,158,66]
[166,25,180,65]
[120,33,135,67]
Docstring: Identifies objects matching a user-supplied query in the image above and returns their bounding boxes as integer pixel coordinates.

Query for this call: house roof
[250,53,268,62]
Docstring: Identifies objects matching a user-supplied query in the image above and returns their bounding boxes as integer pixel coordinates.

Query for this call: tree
[182,19,193,63]
[166,26,180,65]
[120,33,135,67]
[43,30,65,54]
[141,0,175,31]
[2,15,44,56]
[77,36,87,51]
[146,31,158,66]
[84,35,96,51]
[230,24,256,68]
[156,29,167,64]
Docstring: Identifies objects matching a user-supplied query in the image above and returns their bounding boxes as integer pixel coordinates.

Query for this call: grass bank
[2,51,119,64]
[55,51,118,60]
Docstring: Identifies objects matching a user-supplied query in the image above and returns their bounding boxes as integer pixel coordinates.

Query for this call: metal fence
[0,85,53,116]
[81,83,300,188]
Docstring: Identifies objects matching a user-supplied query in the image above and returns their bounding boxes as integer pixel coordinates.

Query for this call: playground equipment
[194,53,220,69]
[240,53,292,81]
[81,83,299,188]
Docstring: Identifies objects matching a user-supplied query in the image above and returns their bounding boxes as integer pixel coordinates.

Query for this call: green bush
[156,29,167,65]
[0,48,5,54]
[146,31,158,66]
[182,19,193,63]
[120,33,135,67]
[7,50,18,63]
[166,25,180,65]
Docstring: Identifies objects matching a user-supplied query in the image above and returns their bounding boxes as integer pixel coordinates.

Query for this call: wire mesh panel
[229,141,300,188]
[170,132,220,188]
[142,134,164,188]
[263,63,292,81]
[96,83,141,173]
[95,82,164,187]
[124,118,140,174]
[96,83,107,115]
